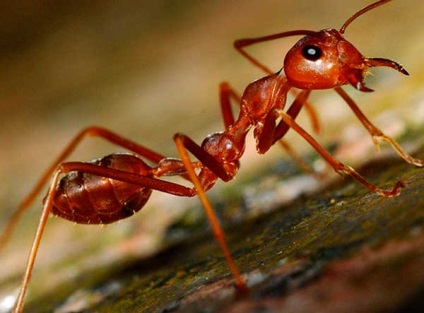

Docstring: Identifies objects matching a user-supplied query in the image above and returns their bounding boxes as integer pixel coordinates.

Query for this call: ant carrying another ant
[1,0,422,312]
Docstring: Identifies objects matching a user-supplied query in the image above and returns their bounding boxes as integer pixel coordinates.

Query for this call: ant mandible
[1,0,423,312]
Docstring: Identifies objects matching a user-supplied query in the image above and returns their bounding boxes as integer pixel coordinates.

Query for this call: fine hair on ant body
[1,1,422,312]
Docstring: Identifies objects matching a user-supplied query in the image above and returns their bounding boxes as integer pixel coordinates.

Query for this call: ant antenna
[340,0,392,34]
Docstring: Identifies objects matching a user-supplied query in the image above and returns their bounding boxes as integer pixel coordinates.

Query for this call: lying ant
[1,0,422,312]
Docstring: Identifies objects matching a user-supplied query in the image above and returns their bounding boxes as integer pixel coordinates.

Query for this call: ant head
[283,0,408,92]
[284,29,371,91]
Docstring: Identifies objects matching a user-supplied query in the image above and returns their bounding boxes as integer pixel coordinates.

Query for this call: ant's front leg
[335,87,424,167]
[272,89,323,176]
[277,110,405,197]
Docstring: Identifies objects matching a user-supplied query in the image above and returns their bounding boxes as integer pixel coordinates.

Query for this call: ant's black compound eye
[301,45,322,61]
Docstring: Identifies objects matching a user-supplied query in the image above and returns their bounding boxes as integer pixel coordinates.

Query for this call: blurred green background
[0,0,423,308]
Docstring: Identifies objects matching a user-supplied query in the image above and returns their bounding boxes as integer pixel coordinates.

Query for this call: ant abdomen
[52,154,153,224]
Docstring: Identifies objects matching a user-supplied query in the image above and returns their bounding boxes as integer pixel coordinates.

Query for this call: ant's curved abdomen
[52,153,153,224]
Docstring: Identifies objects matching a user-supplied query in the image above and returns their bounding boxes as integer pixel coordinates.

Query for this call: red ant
[1,0,422,312]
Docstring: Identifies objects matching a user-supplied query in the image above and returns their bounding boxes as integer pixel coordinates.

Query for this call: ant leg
[219,82,241,129]
[273,90,312,142]
[173,133,247,294]
[277,110,405,197]
[234,30,315,74]
[0,126,167,252]
[277,140,318,176]
[303,96,321,135]
[12,162,196,313]
[335,87,424,167]
[273,90,320,176]
[12,170,61,313]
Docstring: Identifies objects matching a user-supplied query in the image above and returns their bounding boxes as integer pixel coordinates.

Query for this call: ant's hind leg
[0,126,166,252]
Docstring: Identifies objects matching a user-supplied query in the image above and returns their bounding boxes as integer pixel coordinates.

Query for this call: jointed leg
[220,82,241,129]
[173,133,247,293]
[234,30,316,75]
[273,90,312,142]
[277,140,318,176]
[278,110,405,197]
[273,90,321,176]
[335,87,424,167]
[12,169,61,313]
